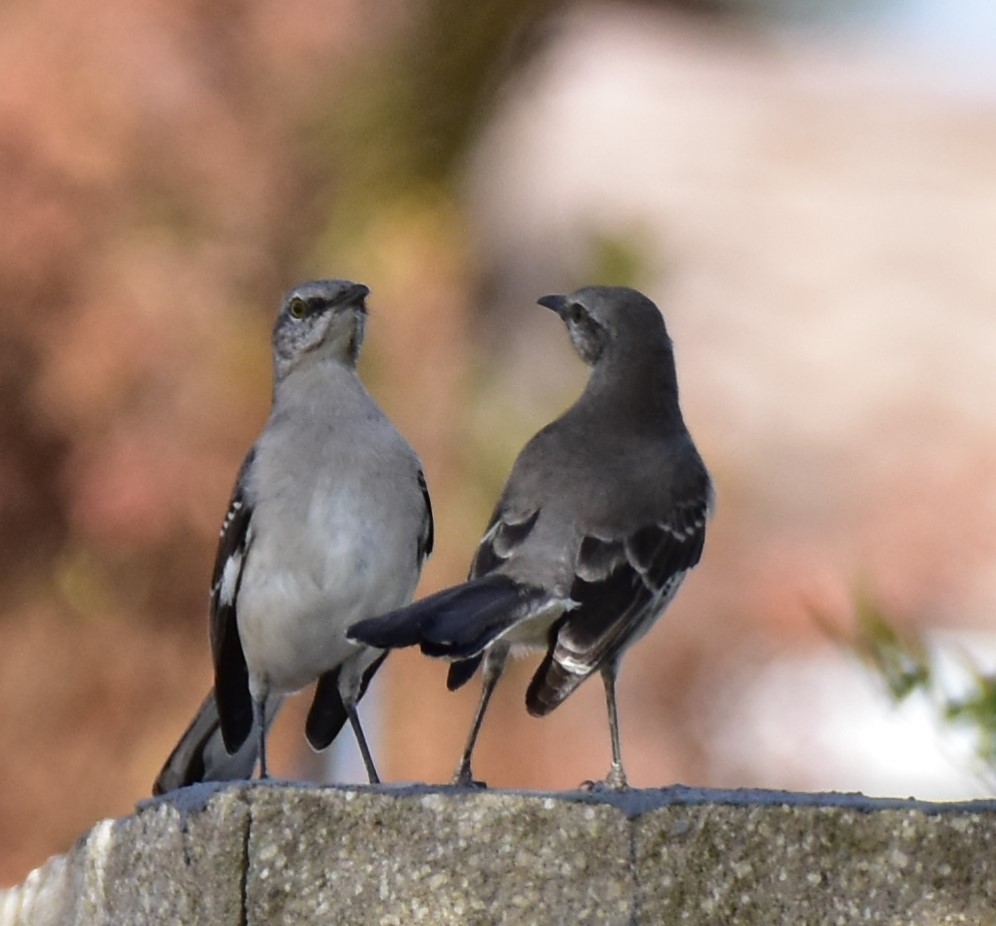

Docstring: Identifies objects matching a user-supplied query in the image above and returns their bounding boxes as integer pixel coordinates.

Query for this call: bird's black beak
[537,294,567,316]
[342,283,370,309]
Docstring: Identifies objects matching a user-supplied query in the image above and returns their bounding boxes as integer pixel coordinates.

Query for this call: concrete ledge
[2,785,995,925]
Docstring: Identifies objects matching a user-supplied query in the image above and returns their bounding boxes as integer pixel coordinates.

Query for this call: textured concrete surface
[2,785,994,925]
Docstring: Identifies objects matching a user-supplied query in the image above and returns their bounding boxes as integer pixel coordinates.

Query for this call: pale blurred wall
[2,0,995,888]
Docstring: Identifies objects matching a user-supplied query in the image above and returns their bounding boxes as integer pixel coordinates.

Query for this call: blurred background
[2,0,995,886]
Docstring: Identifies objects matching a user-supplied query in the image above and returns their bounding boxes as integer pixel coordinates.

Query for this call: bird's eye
[288,297,307,320]
[568,302,585,323]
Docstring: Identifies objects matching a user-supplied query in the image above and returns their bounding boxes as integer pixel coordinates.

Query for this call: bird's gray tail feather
[349,575,547,661]
[152,690,282,796]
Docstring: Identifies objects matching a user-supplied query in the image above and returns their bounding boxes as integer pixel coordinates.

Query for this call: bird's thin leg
[347,704,381,785]
[601,661,628,790]
[254,696,269,780]
[453,646,506,787]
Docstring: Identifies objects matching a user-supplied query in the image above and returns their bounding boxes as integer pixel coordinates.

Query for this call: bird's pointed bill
[537,294,568,314]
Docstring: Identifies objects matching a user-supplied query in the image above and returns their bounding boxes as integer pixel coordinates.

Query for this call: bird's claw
[578,767,629,792]
[452,767,488,789]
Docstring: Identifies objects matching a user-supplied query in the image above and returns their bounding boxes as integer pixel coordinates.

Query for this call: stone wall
[2,785,994,925]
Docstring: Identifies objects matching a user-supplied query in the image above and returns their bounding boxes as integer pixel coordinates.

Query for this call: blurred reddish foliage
[0,0,416,884]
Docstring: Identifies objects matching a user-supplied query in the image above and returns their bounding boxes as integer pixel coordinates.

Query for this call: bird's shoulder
[212,448,257,581]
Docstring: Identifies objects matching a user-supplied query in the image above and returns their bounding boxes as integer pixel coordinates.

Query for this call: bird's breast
[235,483,419,695]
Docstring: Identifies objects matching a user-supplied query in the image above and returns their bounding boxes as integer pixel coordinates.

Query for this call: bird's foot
[579,764,629,792]
[451,765,488,789]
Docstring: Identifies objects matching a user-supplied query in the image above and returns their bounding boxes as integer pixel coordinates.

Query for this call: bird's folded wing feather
[469,503,540,578]
[209,448,256,752]
[527,483,711,715]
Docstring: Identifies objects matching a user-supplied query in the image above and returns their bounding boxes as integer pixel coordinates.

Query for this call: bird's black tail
[152,690,282,795]
[349,575,547,662]
[305,652,387,751]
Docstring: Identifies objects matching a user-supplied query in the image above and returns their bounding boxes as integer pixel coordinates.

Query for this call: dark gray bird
[153,280,433,794]
[350,285,712,789]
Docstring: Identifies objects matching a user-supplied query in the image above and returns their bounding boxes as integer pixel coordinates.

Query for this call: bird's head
[272,280,370,377]
[537,286,670,367]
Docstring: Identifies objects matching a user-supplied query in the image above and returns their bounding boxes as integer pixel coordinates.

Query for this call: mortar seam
[627,813,641,926]
[238,792,250,926]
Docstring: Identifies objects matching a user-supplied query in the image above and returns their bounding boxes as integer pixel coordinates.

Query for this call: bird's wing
[417,467,434,566]
[526,479,712,716]
[209,448,256,753]
[468,501,540,578]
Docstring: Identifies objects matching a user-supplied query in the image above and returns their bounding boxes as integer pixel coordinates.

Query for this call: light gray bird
[350,285,712,789]
[153,280,433,794]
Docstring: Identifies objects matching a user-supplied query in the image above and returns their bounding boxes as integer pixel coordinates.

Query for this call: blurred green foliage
[583,228,655,291]
[822,592,996,790]
[848,594,931,701]
[311,0,559,250]
[946,674,996,772]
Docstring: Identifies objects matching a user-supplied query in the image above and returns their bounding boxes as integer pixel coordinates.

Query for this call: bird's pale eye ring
[568,302,584,324]
[288,297,307,320]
